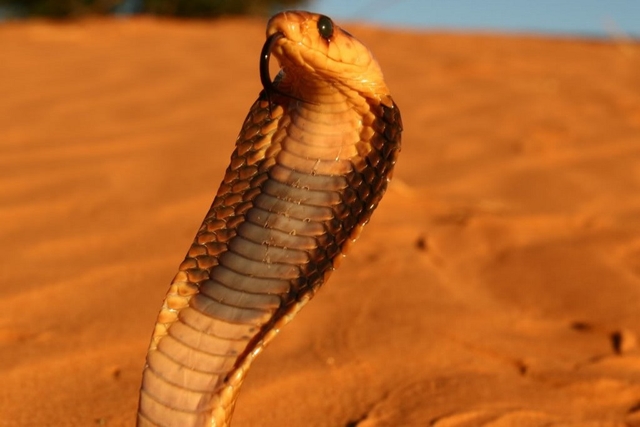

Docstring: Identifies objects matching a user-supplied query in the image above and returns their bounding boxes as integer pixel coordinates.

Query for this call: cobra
[137,10,402,427]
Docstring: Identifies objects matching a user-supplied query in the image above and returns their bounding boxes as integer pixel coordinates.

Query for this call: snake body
[137,11,402,427]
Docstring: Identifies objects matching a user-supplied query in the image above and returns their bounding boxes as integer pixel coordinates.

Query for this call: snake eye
[317,15,334,41]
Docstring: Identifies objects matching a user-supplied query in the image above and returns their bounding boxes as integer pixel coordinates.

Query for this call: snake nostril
[317,15,334,41]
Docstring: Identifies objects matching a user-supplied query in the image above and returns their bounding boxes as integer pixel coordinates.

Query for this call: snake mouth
[260,31,284,96]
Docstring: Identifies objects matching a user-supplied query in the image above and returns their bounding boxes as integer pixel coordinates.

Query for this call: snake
[136,10,402,427]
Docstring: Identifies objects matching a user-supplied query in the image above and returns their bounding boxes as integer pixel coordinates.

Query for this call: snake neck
[283,101,362,165]
[277,70,379,118]
[270,78,392,182]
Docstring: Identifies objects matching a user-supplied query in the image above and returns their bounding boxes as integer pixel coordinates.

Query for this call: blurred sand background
[1,16,640,426]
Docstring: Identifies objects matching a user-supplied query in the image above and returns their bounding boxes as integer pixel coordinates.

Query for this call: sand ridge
[1,17,640,426]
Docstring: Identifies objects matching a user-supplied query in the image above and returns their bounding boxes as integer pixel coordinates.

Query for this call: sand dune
[1,17,640,426]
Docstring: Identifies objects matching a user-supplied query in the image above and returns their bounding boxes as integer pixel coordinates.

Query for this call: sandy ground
[1,16,640,427]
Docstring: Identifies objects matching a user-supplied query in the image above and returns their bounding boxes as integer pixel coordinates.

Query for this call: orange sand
[1,17,640,427]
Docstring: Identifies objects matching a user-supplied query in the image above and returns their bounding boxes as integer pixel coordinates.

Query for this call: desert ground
[1,15,640,427]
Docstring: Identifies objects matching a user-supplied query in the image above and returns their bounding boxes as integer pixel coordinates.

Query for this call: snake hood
[262,11,390,105]
[138,10,401,427]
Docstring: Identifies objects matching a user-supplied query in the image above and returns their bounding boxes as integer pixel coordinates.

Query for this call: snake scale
[137,10,402,427]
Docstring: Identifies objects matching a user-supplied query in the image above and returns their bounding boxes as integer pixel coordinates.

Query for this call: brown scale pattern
[296,97,402,299]
[149,98,285,350]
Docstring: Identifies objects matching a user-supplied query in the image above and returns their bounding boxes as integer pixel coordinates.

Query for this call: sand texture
[1,17,640,427]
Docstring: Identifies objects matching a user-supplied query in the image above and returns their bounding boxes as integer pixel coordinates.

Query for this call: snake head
[261,11,390,105]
